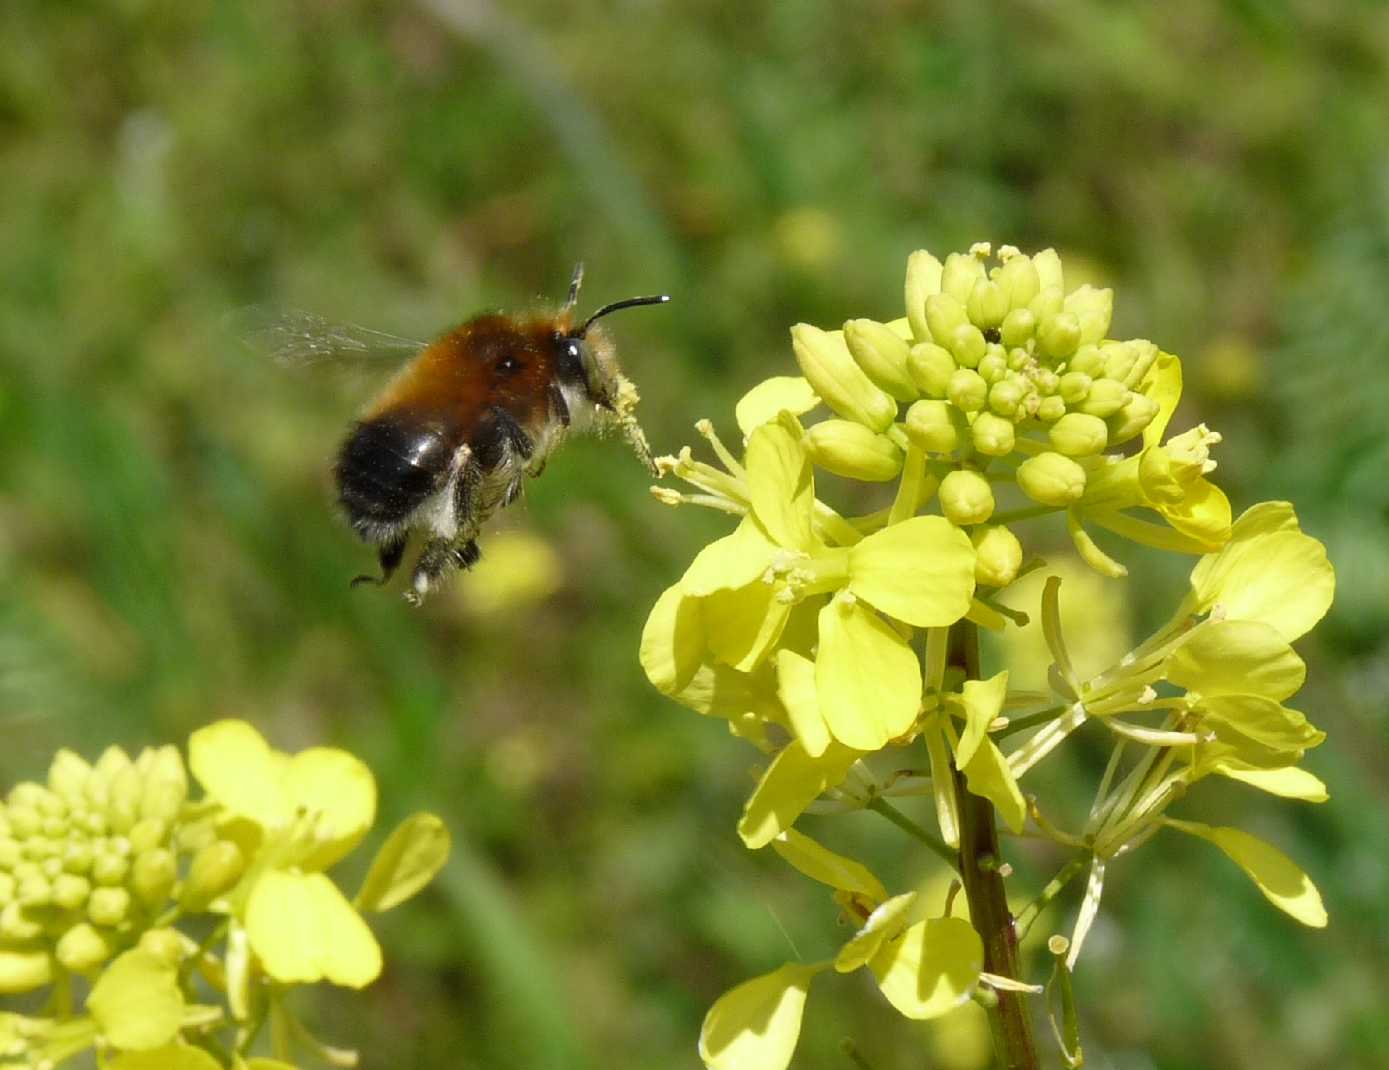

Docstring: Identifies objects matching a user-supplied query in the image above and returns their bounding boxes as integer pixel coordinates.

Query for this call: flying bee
[239,265,669,603]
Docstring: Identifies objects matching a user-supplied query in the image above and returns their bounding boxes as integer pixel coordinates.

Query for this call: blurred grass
[2,1,1388,1067]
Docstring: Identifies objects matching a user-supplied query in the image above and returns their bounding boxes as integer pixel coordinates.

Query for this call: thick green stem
[948,620,1040,1070]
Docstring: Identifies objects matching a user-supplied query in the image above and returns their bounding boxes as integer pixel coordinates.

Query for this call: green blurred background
[3,2,1388,1067]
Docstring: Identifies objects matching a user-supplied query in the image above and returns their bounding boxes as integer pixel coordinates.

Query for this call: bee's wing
[227,306,427,369]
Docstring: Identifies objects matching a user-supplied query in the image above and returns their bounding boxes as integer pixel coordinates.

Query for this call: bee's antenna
[578,294,671,337]
[564,263,585,311]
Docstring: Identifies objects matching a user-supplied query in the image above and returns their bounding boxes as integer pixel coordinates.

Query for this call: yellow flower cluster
[641,245,1335,1070]
[0,721,450,1069]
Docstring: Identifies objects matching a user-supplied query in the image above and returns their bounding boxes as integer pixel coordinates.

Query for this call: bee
[240,265,669,603]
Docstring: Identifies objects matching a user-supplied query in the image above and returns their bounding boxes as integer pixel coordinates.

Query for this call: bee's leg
[481,407,534,507]
[350,533,407,588]
[404,536,483,605]
[489,406,535,461]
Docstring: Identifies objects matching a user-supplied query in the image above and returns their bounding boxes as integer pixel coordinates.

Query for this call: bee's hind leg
[404,536,481,606]
[351,534,407,589]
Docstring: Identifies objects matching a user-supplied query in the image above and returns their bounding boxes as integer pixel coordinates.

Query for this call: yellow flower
[188,720,382,989]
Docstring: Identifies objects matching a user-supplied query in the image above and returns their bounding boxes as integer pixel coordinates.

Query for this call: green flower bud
[131,848,177,908]
[1038,311,1082,360]
[1100,340,1137,383]
[971,413,1016,457]
[967,279,1009,329]
[52,873,91,911]
[949,323,986,368]
[40,857,61,881]
[138,745,187,823]
[0,902,43,941]
[791,324,898,433]
[947,369,988,413]
[180,840,245,911]
[995,255,1041,311]
[56,921,111,974]
[63,841,93,874]
[91,852,129,887]
[939,469,995,525]
[941,251,986,303]
[127,818,166,856]
[844,319,917,402]
[1078,378,1130,418]
[87,886,131,927]
[8,807,40,840]
[925,293,968,346]
[16,874,51,908]
[1017,452,1088,506]
[1106,393,1161,445]
[1048,413,1110,457]
[0,947,52,994]
[40,817,65,839]
[1123,340,1159,388]
[1028,286,1064,323]
[977,347,1008,384]
[972,524,1023,587]
[1033,368,1060,395]
[1007,346,1031,371]
[1064,284,1113,345]
[1058,371,1092,403]
[804,420,905,482]
[907,342,956,397]
[988,379,1025,417]
[999,307,1036,348]
[1068,344,1105,377]
[21,836,48,861]
[1036,395,1067,423]
[80,812,107,837]
[138,927,185,967]
[905,250,944,342]
[905,400,965,453]
[48,750,93,802]
[108,766,142,834]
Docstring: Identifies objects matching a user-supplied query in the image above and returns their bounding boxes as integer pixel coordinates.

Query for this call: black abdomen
[335,418,454,537]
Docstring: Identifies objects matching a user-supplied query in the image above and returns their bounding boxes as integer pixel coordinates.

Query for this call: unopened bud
[967,279,1009,329]
[1028,286,1064,323]
[1017,452,1088,506]
[107,766,142,834]
[925,293,968,347]
[971,413,1016,457]
[941,251,986,303]
[1064,284,1113,345]
[1078,378,1129,418]
[138,927,185,967]
[16,874,51,908]
[1058,371,1092,403]
[138,746,187,822]
[91,852,129,887]
[1038,311,1082,360]
[988,379,1025,417]
[949,323,987,369]
[939,469,995,525]
[48,751,92,801]
[977,347,1008,384]
[791,324,898,433]
[1036,395,1067,423]
[1067,345,1106,378]
[998,307,1036,348]
[804,420,905,482]
[1048,413,1109,457]
[0,947,53,994]
[995,255,1040,311]
[56,922,111,974]
[1100,340,1137,383]
[87,886,131,927]
[127,817,166,855]
[947,369,988,413]
[52,873,91,911]
[905,250,944,342]
[131,848,177,908]
[907,342,956,398]
[1124,340,1160,387]
[63,841,93,874]
[972,525,1024,587]
[1106,393,1160,445]
[905,400,965,453]
[8,807,40,840]
[844,319,917,402]
[181,840,246,911]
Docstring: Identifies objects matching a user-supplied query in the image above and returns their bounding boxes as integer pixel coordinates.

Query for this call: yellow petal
[1166,820,1326,927]
[775,649,831,757]
[88,949,183,1051]
[836,892,920,972]
[1166,620,1306,702]
[1198,695,1324,753]
[1188,524,1334,643]
[1211,762,1329,802]
[640,583,706,696]
[107,1047,224,1070]
[245,870,382,987]
[738,742,862,849]
[816,596,922,750]
[954,671,1008,769]
[667,660,785,725]
[847,516,976,627]
[745,417,817,553]
[355,812,451,913]
[870,916,983,1019]
[682,518,778,597]
[283,747,376,871]
[1159,477,1231,550]
[188,720,291,829]
[736,376,821,438]
[961,738,1026,833]
[771,828,887,902]
[699,962,824,1070]
[704,581,792,672]
[1139,351,1183,448]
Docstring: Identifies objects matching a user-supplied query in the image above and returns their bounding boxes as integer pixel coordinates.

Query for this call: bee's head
[552,263,669,411]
